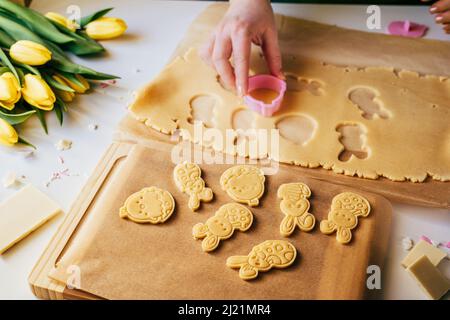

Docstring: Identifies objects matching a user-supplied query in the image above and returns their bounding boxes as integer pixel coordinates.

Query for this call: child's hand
[424,0,450,34]
[200,0,283,96]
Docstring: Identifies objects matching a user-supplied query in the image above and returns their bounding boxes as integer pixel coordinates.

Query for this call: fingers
[199,33,215,67]
[212,34,235,90]
[430,0,450,13]
[262,29,284,79]
[231,28,251,95]
[443,23,450,33]
[435,10,450,23]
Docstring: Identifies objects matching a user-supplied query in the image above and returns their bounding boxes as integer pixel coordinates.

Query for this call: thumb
[262,28,284,79]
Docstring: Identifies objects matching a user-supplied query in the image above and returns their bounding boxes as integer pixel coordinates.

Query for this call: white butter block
[0,184,61,254]
[407,255,450,300]
[401,239,447,268]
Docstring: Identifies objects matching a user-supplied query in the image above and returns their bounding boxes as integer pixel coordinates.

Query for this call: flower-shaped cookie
[220,165,265,207]
[193,203,253,252]
[278,182,315,236]
[320,192,371,244]
[226,240,297,280]
[173,162,213,211]
[119,186,175,224]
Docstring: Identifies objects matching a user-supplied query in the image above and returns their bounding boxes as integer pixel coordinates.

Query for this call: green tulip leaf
[18,136,36,149]
[15,62,41,77]
[32,107,48,134]
[49,20,105,56]
[42,72,74,92]
[54,98,66,126]
[0,109,35,125]
[80,7,113,27]
[0,47,19,83]
[0,28,14,47]
[0,0,73,44]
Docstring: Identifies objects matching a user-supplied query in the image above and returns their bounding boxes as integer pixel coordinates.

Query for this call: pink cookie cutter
[387,20,428,38]
[244,74,286,117]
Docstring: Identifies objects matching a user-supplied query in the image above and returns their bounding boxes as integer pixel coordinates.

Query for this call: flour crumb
[55,139,72,151]
[133,67,141,73]
[3,171,17,188]
[88,124,99,131]
[2,172,25,188]
[401,237,414,251]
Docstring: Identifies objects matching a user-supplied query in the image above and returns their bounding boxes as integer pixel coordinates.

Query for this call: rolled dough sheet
[130,48,450,182]
[0,184,61,254]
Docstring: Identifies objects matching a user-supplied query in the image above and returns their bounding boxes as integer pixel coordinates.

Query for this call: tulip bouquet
[0,0,127,147]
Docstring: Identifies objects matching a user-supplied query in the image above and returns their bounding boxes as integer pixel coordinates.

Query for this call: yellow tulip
[55,73,90,94]
[45,12,78,32]
[22,74,56,111]
[52,75,75,102]
[0,72,21,111]
[0,118,18,147]
[10,40,52,66]
[85,17,127,40]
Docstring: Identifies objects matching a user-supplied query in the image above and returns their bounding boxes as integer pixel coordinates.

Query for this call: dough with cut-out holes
[193,203,253,252]
[119,187,175,224]
[173,162,213,211]
[220,165,265,206]
[130,48,450,182]
[278,182,315,236]
[320,192,370,244]
[226,240,297,280]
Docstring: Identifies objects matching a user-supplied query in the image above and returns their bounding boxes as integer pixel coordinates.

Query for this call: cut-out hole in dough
[348,87,391,120]
[189,95,217,128]
[336,123,369,162]
[232,108,255,131]
[276,115,317,146]
[286,74,323,96]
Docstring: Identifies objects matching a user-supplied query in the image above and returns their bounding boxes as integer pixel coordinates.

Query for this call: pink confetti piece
[420,235,433,244]
[58,155,65,165]
[387,20,428,38]
[45,168,77,188]
[445,242,450,249]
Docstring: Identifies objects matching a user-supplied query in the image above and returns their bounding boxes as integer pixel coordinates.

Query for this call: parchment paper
[49,141,391,300]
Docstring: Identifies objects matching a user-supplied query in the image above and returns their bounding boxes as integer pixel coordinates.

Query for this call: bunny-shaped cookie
[192,203,253,252]
[174,162,213,211]
[277,183,315,236]
[226,240,297,280]
[320,192,371,244]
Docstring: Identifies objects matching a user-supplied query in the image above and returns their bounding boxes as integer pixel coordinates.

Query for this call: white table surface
[0,0,448,300]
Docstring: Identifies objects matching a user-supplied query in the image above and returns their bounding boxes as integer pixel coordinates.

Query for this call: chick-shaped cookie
[226,240,297,280]
[220,165,265,207]
[278,183,315,236]
[119,186,175,224]
[192,203,253,252]
[173,162,213,211]
[320,192,371,244]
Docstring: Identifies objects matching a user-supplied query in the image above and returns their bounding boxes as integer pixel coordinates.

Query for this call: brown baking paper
[49,140,391,300]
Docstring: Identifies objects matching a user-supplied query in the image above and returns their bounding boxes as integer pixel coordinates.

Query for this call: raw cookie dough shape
[336,123,369,162]
[188,94,218,128]
[220,165,265,206]
[119,187,175,224]
[129,48,450,182]
[192,203,253,252]
[277,183,316,236]
[320,192,371,244]
[173,162,213,211]
[276,115,317,146]
[226,240,297,280]
[286,73,323,96]
[348,87,391,120]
